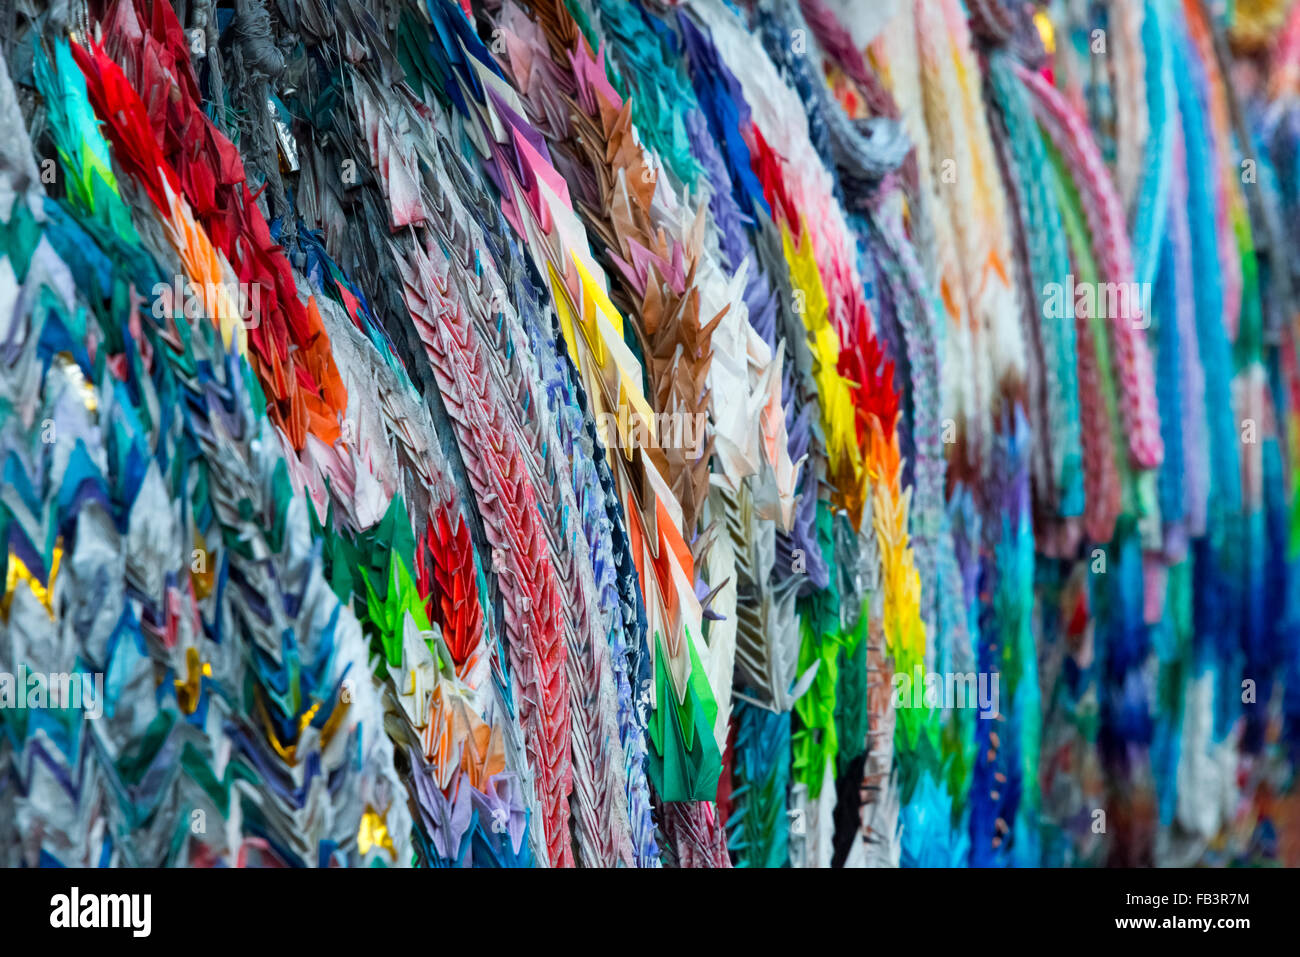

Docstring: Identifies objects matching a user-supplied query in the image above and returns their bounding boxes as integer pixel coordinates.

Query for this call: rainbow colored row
[1,0,1298,867]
